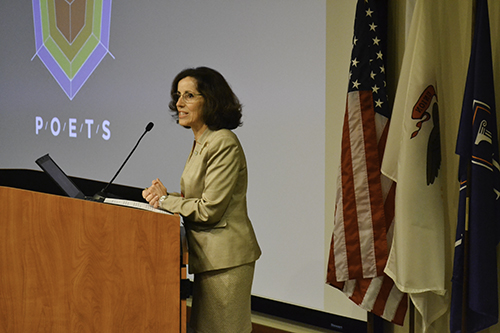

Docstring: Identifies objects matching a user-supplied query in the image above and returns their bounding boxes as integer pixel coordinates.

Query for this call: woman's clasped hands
[142,178,167,208]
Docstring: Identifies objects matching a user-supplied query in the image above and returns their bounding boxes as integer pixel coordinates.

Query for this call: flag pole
[461,2,476,331]
[367,312,374,333]
[461,184,470,333]
[462,159,473,332]
[409,298,414,333]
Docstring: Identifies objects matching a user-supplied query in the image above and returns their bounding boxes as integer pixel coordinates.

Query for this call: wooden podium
[0,186,186,332]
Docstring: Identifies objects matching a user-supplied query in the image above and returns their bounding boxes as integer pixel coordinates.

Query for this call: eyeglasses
[175,92,203,104]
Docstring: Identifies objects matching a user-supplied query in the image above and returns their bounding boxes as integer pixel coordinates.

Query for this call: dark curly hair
[168,67,243,130]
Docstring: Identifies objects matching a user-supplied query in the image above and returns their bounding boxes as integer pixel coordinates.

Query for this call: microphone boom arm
[93,122,154,201]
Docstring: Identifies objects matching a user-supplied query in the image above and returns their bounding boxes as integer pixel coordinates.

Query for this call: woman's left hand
[142,178,167,208]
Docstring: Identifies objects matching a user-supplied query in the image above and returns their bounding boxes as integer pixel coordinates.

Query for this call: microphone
[92,122,154,201]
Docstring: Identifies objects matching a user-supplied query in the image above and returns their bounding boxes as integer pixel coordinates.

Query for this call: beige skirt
[188,262,255,333]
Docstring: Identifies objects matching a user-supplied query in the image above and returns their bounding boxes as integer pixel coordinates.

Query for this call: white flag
[381,0,448,330]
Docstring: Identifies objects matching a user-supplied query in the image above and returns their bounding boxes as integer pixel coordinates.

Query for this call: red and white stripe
[327,90,407,325]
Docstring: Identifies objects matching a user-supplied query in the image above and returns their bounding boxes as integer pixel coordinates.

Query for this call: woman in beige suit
[142,67,261,333]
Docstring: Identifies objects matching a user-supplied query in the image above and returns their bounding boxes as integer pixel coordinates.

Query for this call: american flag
[326,0,407,325]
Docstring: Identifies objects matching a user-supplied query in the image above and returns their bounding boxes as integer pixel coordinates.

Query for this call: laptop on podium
[35,153,89,200]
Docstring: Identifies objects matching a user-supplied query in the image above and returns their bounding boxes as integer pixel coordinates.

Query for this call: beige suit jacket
[160,128,261,274]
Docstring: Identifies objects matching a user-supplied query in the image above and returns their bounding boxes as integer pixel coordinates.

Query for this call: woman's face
[176,76,205,132]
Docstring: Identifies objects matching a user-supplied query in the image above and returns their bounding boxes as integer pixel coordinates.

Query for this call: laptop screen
[35,154,85,199]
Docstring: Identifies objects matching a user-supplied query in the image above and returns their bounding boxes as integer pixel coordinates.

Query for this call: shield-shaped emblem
[32,0,113,100]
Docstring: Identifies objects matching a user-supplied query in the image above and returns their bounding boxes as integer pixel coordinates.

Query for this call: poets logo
[32,0,113,100]
[35,116,111,140]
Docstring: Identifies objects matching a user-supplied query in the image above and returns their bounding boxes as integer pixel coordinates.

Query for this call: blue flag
[451,0,500,332]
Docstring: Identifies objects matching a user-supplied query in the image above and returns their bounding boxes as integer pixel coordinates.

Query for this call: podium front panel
[0,186,182,332]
